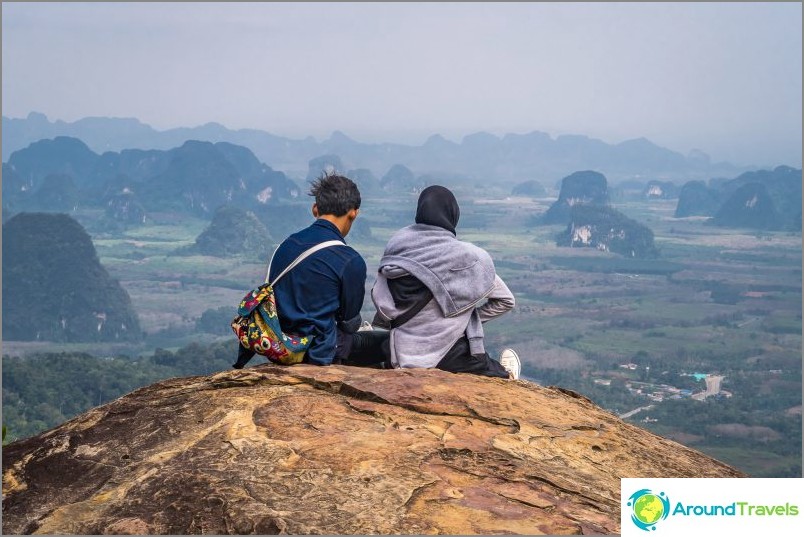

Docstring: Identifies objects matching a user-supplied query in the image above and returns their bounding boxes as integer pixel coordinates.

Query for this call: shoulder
[447,241,494,287]
[456,239,494,267]
[339,244,367,270]
[342,244,364,261]
[338,247,366,284]
[385,224,418,245]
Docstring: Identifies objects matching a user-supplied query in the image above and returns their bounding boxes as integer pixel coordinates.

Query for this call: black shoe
[233,345,256,369]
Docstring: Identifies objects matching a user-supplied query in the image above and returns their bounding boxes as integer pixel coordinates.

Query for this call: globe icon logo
[627,489,670,531]
[634,494,663,524]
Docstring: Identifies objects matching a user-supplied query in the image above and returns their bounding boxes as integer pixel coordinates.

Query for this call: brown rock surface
[2,364,744,534]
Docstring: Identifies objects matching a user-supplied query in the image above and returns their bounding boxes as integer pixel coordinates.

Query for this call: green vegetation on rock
[2,212,142,342]
[181,205,273,258]
[556,204,658,258]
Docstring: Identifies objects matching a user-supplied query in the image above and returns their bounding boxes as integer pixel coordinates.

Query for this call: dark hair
[308,172,361,216]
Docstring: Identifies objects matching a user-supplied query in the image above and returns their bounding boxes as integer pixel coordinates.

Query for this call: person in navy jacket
[234,173,388,368]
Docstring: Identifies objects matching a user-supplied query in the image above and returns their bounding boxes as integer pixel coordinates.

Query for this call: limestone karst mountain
[511,179,548,197]
[556,205,659,258]
[675,166,802,230]
[674,180,722,217]
[542,170,610,225]
[2,364,744,535]
[306,154,345,182]
[381,163,423,193]
[182,205,273,258]
[538,171,657,257]
[2,212,142,342]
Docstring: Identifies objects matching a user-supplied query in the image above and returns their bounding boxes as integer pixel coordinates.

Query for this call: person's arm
[338,253,367,333]
[477,274,515,322]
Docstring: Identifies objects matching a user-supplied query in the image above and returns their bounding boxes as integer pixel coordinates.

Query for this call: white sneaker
[357,320,374,332]
[499,348,521,380]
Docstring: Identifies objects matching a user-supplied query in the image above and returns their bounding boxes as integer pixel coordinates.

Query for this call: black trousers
[435,336,510,379]
[337,329,391,368]
[234,328,390,369]
[235,332,506,378]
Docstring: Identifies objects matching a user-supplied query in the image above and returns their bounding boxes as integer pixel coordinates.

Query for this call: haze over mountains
[3,131,800,239]
[2,112,754,185]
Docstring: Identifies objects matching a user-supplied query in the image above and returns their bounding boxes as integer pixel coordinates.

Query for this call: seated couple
[233,174,521,380]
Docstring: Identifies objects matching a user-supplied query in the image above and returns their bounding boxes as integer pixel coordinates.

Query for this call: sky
[2,2,802,168]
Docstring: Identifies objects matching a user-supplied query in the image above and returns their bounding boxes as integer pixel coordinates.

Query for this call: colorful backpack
[231,240,344,365]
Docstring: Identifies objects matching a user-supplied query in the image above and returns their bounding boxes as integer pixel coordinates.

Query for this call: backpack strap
[265,240,346,285]
[388,291,433,329]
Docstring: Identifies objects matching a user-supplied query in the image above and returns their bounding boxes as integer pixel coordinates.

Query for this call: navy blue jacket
[268,219,366,365]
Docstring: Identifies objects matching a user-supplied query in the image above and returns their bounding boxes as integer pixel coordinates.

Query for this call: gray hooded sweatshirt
[371,223,515,368]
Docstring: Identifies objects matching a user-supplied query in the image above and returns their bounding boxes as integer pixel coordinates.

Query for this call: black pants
[337,329,391,368]
[435,336,509,379]
[234,329,390,369]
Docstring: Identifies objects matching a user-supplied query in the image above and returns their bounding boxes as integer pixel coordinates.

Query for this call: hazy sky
[2,2,802,167]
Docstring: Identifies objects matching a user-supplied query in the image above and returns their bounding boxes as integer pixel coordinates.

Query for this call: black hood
[415,185,460,235]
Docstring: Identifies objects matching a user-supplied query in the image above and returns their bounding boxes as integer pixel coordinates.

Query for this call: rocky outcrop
[182,205,273,258]
[104,189,148,227]
[381,163,422,193]
[712,182,781,230]
[642,180,679,200]
[542,171,610,224]
[674,180,721,217]
[675,166,802,229]
[2,364,744,535]
[306,154,345,182]
[556,205,658,258]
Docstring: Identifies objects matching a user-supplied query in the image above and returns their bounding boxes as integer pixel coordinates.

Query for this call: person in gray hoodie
[371,185,521,379]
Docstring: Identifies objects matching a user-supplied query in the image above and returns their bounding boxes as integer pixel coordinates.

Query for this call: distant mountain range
[4,131,799,236]
[3,112,752,184]
[2,136,301,219]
